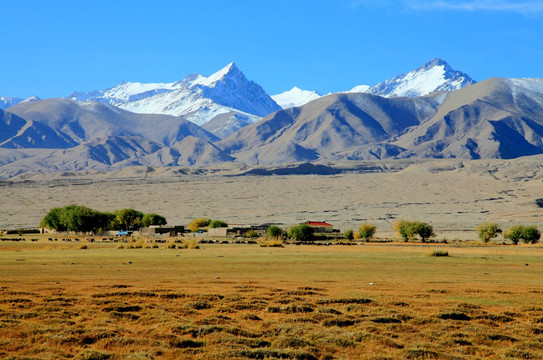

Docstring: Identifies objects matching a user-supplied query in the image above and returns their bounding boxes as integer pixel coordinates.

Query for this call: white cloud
[405,0,543,15]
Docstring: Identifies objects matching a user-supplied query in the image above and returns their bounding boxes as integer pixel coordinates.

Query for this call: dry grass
[1,241,543,359]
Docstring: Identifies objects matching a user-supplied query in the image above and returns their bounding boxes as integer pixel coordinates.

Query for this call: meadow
[2,239,543,359]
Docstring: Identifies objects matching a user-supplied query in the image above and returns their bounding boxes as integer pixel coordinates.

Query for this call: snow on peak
[347,85,371,93]
[272,86,322,109]
[70,62,281,126]
[368,58,475,98]
[0,96,24,109]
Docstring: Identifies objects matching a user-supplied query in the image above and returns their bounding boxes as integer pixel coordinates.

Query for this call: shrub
[477,222,502,243]
[166,242,176,249]
[246,229,258,238]
[141,213,167,227]
[287,224,315,242]
[209,220,228,228]
[358,223,376,242]
[427,250,448,257]
[504,225,541,244]
[344,229,354,240]
[80,244,88,250]
[187,218,211,232]
[259,238,284,247]
[267,225,284,238]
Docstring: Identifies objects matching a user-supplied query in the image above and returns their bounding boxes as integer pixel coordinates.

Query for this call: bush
[187,218,211,232]
[504,225,541,244]
[393,219,435,242]
[427,250,448,257]
[344,229,354,240]
[267,225,284,239]
[287,224,315,242]
[208,220,228,229]
[358,223,376,242]
[259,238,284,247]
[141,213,167,227]
[246,229,258,238]
[477,222,502,243]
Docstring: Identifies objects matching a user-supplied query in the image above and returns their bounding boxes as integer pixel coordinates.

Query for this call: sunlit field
[2,239,543,359]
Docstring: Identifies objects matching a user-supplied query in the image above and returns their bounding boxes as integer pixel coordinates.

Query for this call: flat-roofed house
[302,221,333,233]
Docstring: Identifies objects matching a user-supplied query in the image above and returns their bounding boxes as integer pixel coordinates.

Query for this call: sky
[1,0,542,99]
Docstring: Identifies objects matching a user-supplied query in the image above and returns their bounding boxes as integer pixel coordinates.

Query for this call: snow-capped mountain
[0,96,23,110]
[0,95,40,110]
[70,63,281,129]
[367,58,475,98]
[271,86,322,109]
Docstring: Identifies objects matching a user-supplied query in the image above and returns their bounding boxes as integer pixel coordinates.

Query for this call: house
[140,225,184,236]
[302,221,334,233]
[208,224,269,237]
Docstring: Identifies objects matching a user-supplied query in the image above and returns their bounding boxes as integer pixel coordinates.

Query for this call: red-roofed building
[302,221,334,233]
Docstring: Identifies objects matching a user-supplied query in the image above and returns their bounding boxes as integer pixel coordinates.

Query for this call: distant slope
[393,77,543,159]
[218,92,445,164]
[7,98,218,146]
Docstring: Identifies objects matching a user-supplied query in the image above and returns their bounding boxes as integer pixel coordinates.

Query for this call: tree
[393,219,417,242]
[358,223,376,242]
[187,218,211,232]
[142,213,167,227]
[288,224,315,242]
[504,225,541,244]
[112,209,144,230]
[393,219,435,242]
[477,222,502,243]
[414,221,435,243]
[267,225,284,239]
[39,204,113,233]
[209,220,228,228]
[344,229,354,240]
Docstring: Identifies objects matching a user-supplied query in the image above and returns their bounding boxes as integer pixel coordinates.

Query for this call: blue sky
[1,0,542,98]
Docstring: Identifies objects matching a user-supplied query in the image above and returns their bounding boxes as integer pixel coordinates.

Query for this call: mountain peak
[368,58,475,98]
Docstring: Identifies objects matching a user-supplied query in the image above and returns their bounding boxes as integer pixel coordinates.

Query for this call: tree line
[40,204,166,233]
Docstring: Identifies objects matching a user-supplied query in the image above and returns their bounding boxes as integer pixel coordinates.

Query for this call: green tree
[141,213,167,227]
[393,219,417,242]
[504,225,541,244]
[358,223,376,242]
[112,209,144,230]
[477,222,502,243]
[40,204,113,233]
[344,229,354,240]
[209,220,228,228]
[414,221,435,242]
[187,218,211,232]
[394,219,435,242]
[288,224,315,242]
[267,225,283,238]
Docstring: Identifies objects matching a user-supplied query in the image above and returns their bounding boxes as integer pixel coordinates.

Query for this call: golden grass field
[2,238,543,359]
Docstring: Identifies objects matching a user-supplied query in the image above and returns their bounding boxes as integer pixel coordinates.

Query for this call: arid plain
[1,156,542,239]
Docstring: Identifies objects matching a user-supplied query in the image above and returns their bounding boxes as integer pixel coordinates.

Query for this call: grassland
[2,239,543,359]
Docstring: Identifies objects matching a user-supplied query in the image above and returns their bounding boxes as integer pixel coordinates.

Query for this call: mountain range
[1,59,542,178]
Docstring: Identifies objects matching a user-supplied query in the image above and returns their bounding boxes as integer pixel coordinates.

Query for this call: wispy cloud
[405,1,543,15]
[343,0,543,15]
